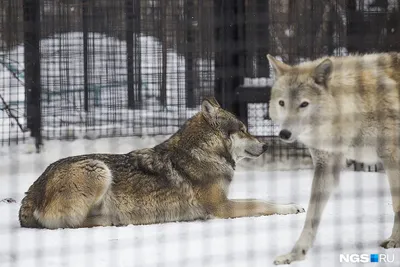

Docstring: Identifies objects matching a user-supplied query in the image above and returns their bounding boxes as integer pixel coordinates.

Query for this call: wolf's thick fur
[267,53,400,264]
[19,98,304,229]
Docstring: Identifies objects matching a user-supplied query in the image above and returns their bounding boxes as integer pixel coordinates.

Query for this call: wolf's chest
[344,127,381,163]
[303,136,381,164]
[344,146,380,164]
[314,142,380,163]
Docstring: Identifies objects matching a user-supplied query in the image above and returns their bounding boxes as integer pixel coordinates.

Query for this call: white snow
[1,137,400,267]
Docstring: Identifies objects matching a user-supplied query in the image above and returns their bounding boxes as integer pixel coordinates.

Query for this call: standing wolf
[267,53,400,264]
[19,98,304,229]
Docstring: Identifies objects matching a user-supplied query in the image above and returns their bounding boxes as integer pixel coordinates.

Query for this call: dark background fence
[0,0,400,154]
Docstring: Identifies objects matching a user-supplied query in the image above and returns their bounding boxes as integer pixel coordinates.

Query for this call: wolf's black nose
[279,129,292,140]
[262,143,268,152]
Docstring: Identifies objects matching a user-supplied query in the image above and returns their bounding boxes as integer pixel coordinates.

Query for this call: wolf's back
[329,52,400,88]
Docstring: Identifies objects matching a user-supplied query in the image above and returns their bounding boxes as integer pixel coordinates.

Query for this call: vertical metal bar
[126,0,135,109]
[82,0,89,112]
[244,0,252,77]
[256,0,269,78]
[309,0,314,59]
[327,4,334,55]
[160,1,168,107]
[134,0,142,107]
[346,0,364,54]
[214,0,245,114]
[23,0,42,151]
[185,0,195,108]
[214,0,223,106]
[288,0,295,64]
[133,0,142,107]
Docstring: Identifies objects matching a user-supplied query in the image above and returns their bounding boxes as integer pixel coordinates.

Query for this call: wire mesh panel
[1,0,215,144]
[2,1,400,267]
[0,0,28,146]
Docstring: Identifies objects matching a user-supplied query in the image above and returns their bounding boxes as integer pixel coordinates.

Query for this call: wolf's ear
[313,58,333,86]
[267,54,291,78]
[201,98,219,120]
[203,97,221,108]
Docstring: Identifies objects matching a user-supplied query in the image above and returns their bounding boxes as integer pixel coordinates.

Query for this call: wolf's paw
[274,252,305,265]
[278,204,305,215]
[380,238,400,248]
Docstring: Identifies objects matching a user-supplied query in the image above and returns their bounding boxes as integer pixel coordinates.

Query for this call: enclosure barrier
[1,1,400,267]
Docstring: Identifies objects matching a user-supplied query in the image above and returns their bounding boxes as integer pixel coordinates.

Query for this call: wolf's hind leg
[380,156,400,248]
[34,159,112,229]
[81,215,114,228]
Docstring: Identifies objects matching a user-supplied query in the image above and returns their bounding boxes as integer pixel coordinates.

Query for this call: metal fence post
[256,0,270,78]
[245,0,270,78]
[159,1,167,108]
[23,0,42,152]
[185,0,196,108]
[126,0,142,109]
[82,0,89,112]
[346,0,365,54]
[214,0,245,114]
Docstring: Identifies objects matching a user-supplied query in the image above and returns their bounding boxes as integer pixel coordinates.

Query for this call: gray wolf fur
[19,98,304,229]
[267,53,400,264]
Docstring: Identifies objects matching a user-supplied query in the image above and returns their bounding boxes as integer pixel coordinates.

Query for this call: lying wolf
[19,98,304,229]
[267,53,400,264]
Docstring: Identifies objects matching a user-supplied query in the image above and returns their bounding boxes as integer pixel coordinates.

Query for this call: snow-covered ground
[1,137,400,267]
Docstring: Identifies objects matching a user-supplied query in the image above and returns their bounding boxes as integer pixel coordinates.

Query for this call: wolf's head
[267,55,336,145]
[201,97,267,162]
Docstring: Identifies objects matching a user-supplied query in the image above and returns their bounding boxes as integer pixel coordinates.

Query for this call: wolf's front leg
[214,199,304,219]
[274,149,342,265]
[263,200,305,215]
[380,156,400,248]
[380,212,400,248]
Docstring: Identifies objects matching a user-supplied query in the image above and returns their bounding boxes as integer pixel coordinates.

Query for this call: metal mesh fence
[1,0,215,145]
[1,0,400,267]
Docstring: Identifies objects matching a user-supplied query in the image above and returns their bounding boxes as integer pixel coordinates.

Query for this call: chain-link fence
[1,0,215,147]
[1,0,400,267]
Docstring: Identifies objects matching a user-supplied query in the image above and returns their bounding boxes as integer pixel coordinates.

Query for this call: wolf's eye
[299,101,309,108]
[278,100,285,107]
